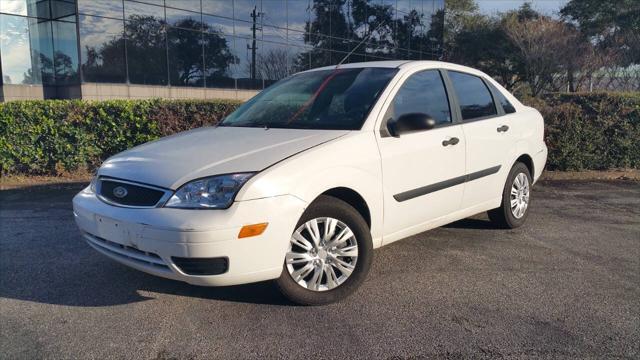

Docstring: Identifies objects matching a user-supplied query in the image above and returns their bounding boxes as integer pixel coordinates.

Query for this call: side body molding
[393,166,501,202]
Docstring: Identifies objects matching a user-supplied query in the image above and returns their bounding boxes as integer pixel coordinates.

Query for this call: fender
[290,166,384,248]
[236,131,385,247]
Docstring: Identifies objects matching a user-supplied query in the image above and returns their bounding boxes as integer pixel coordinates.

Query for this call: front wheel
[275,195,372,305]
[488,162,532,229]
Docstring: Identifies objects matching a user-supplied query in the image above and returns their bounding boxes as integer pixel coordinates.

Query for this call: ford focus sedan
[73,61,547,305]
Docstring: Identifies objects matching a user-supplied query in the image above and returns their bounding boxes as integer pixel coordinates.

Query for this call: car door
[445,71,516,209]
[376,69,466,241]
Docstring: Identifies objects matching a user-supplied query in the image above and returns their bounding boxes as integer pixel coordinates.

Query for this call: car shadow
[0,250,293,307]
[443,217,498,230]
[0,183,293,308]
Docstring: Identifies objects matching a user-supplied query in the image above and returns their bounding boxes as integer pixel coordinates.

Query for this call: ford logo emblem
[112,186,128,198]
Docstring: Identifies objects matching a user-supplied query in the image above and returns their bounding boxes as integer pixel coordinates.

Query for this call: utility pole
[248,6,261,80]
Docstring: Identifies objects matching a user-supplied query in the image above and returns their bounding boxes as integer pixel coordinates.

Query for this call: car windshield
[219,67,398,130]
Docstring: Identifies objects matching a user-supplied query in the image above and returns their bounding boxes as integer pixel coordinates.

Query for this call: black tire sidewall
[501,163,532,228]
[275,195,373,305]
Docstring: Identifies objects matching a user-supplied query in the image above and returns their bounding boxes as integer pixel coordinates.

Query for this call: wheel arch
[515,153,534,178]
[317,187,372,229]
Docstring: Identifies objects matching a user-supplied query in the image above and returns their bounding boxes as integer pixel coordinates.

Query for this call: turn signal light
[238,223,268,238]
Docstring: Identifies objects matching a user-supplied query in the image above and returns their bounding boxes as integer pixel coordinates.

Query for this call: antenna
[336,21,386,68]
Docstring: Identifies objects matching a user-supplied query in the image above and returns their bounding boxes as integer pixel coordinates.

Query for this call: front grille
[98,179,167,207]
[172,257,229,276]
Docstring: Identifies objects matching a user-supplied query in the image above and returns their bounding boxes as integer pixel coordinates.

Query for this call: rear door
[377,69,466,240]
[445,71,516,209]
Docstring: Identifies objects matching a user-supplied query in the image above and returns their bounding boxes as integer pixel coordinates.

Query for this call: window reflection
[257,41,295,86]
[1,0,445,90]
[52,20,79,84]
[204,33,236,88]
[235,19,254,39]
[261,0,286,30]
[134,0,164,6]
[166,0,201,12]
[203,14,234,35]
[168,27,204,86]
[167,7,202,30]
[124,1,165,21]
[1,15,47,84]
[51,0,77,19]
[0,0,50,18]
[234,0,260,23]
[233,36,261,89]
[286,0,309,33]
[202,0,234,17]
[79,15,126,83]
[125,14,168,85]
[77,0,124,19]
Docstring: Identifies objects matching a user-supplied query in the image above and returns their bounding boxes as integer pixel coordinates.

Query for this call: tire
[488,162,532,229]
[275,195,373,305]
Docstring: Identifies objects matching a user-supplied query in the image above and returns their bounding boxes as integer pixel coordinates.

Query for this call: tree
[561,0,640,65]
[446,3,541,92]
[449,15,524,91]
[255,48,296,81]
[504,16,581,96]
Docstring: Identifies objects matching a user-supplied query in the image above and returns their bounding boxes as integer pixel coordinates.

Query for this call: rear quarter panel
[512,106,547,182]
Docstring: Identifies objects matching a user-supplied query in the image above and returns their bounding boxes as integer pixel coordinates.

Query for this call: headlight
[83,176,98,194]
[89,176,98,192]
[164,173,254,209]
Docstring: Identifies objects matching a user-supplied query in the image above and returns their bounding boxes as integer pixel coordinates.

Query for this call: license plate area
[95,215,130,244]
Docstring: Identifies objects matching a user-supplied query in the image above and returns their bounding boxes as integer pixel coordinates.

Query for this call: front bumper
[73,188,307,286]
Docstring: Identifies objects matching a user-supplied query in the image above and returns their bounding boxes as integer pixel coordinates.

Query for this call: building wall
[1,0,445,101]
[80,83,257,101]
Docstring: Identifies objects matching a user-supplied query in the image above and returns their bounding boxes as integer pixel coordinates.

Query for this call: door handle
[497,125,509,132]
[442,137,460,146]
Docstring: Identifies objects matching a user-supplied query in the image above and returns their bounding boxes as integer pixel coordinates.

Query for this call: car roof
[302,60,525,111]
[305,60,468,72]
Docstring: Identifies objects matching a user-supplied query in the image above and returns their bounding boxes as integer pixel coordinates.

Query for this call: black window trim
[485,80,517,115]
[442,69,503,124]
[379,68,519,138]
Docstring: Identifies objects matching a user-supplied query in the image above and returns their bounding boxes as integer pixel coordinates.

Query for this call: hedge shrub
[0,99,240,175]
[526,92,640,170]
[0,93,638,175]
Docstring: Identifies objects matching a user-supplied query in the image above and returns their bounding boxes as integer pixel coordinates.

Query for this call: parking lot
[1,180,638,359]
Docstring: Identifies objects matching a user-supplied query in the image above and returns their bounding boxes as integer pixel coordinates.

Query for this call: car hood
[98,126,348,189]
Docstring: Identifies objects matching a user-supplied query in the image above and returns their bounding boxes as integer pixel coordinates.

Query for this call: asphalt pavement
[1,180,638,359]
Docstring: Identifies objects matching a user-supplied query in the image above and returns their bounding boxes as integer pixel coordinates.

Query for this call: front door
[376,70,466,241]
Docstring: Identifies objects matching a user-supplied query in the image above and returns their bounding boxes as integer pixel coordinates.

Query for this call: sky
[476,0,569,17]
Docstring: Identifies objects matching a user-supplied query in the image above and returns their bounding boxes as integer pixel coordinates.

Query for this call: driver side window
[392,70,452,125]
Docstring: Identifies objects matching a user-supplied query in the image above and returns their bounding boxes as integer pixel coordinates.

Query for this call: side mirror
[388,113,436,137]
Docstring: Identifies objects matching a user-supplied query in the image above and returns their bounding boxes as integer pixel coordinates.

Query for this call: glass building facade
[0,0,444,99]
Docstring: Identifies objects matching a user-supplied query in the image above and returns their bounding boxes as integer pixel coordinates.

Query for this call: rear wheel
[488,162,532,229]
[275,195,372,305]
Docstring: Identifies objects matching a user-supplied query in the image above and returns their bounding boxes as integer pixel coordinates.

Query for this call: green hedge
[527,92,640,171]
[0,93,638,175]
[0,99,241,175]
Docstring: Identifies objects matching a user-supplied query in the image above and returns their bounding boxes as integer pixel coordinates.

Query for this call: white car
[73,61,547,305]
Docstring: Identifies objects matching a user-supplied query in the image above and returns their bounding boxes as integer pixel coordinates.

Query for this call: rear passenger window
[392,70,451,125]
[448,71,497,120]
[494,89,516,114]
